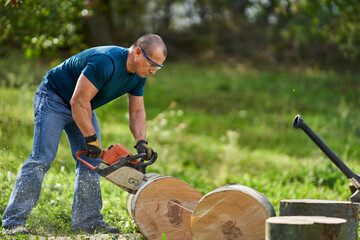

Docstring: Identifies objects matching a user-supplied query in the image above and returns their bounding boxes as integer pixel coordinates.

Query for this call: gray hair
[130,34,167,57]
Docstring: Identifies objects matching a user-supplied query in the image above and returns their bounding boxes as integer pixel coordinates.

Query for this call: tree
[1,0,359,66]
[0,0,87,57]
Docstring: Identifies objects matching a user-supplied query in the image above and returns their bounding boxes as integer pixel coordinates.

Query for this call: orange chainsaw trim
[76,150,97,170]
[103,144,133,164]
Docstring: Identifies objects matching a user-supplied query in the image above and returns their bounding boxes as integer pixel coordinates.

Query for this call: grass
[1,49,360,238]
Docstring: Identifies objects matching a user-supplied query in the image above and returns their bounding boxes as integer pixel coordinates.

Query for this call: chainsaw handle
[128,152,158,166]
[138,151,158,167]
[76,150,97,170]
[128,153,147,161]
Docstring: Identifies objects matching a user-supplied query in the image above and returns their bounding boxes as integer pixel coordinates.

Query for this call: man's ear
[134,47,141,58]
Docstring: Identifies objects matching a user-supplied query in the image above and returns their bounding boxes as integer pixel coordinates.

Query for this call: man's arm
[70,73,99,137]
[127,93,146,142]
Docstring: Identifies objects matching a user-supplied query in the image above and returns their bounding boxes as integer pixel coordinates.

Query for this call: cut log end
[191,184,275,240]
[267,216,347,225]
[127,174,203,240]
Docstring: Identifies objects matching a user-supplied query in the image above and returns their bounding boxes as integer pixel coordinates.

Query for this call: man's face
[135,47,166,78]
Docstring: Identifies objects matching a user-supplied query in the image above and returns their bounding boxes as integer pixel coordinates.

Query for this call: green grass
[1,50,360,238]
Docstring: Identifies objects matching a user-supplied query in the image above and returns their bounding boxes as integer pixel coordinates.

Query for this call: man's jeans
[2,83,105,230]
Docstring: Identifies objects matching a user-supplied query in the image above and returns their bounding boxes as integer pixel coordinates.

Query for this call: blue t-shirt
[43,46,146,109]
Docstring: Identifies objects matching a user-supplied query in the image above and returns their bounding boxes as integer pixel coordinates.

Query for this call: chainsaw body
[76,144,157,194]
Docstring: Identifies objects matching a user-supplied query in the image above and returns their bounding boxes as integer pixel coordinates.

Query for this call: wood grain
[127,174,203,240]
[191,184,275,240]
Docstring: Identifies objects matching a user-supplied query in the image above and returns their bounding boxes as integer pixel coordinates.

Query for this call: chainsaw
[76,144,157,194]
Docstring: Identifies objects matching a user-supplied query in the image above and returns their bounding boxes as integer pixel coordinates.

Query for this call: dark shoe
[2,225,29,235]
[82,223,120,234]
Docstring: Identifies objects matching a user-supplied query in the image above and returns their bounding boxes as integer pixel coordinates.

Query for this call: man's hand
[85,134,103,158]
[134,140,153,160]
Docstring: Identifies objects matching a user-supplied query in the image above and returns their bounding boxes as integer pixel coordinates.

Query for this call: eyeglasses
[140,48,163,71]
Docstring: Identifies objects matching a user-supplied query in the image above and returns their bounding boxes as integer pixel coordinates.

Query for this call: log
[126,173,203,240]
[279,199,359,240]
[191,184,276,240]
[126,172,163,219]
[266,216,347,240]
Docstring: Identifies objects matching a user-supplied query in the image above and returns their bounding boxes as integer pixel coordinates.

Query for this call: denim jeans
[2,83,105,230]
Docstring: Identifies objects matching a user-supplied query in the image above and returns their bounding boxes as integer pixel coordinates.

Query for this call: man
[2,33,167,235]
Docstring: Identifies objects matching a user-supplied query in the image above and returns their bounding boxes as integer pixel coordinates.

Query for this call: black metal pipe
[293,115,360,185]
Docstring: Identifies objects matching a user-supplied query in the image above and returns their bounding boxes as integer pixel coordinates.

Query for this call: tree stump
[266,216,347,240]
[279,199,359,240]
[191,184,276,240]
[126,173,203,240]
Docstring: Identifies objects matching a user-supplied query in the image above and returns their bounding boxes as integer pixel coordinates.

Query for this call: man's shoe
[82,222,120,234]
[2,225,29,235]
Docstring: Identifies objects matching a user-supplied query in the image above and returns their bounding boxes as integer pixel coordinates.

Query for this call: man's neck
[126,51,135,75]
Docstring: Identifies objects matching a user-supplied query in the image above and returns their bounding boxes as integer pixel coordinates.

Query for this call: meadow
[1,50,360,238]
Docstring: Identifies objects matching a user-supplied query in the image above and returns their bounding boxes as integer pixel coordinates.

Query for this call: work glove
[85,134,104,158]
[134,140,153,160]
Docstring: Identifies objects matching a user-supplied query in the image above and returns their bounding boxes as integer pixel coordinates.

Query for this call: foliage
[269,0,360,62]
[1,0,359,67]
[1,52,360,237]
[0,0,87,57]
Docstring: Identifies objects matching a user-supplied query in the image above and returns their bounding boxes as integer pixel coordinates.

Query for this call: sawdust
[28,233,142,239]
